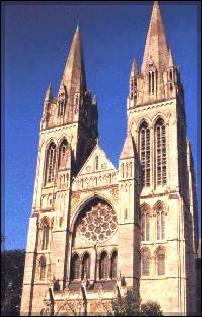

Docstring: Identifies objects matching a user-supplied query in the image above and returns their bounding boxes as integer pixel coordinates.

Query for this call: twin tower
[21,2,198,315]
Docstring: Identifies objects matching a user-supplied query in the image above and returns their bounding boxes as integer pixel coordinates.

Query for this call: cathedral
[20,1,199,315]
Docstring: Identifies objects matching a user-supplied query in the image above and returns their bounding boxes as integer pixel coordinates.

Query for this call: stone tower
[20,25,99,315]
[127,1,198,314]
[21,2,198,315]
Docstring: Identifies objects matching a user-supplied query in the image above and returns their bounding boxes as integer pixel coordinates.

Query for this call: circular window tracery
[75,199,118,243]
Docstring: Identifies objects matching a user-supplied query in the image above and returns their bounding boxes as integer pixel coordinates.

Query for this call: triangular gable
[77,143,117,177]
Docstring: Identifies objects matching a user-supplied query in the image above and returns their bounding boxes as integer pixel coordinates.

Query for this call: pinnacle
[130,58,138,76]
[120,133,135,159]
[45,82,52,100]
[168,48,174,67]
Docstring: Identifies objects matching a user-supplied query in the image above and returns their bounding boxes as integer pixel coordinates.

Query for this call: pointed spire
[61,25,86,95]
[141,1,169,73]
[120,133,135,159]
[130,58,138,76]
[45,82,52,101]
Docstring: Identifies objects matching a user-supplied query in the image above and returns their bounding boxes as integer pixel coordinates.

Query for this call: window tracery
[41,222,50,250]
[154,201,166,240]
[75,199,118,244]
[46,143,56,184]
[147,61,157,96]
[155,118,166,186]
[141,204,151,241]
[139,122,150,187]
[156,248,165,275]
[141,248,151,276]
[58,139,69,170]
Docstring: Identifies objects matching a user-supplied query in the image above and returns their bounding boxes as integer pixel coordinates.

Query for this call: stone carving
[71,192,81,211]
[110,187,119,200]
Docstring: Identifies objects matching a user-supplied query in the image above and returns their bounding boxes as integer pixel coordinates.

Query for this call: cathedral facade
[20,2,199,315]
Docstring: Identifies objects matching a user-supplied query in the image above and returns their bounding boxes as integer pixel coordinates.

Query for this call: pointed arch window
[156,248,165,275]
[70,253,80,280]
[139,122,151,187]
[155,118,167,186]
[59,139,68,170]
[99,252,108,279]
[41,221,50,250]
[141,207,150,241]
[110,250,118,279]
[81,253,90,280]
[39,255,47,281]
[156,210,165,240]
[46,143,56,184]
[148,69,157,95]
[141,249,151,276]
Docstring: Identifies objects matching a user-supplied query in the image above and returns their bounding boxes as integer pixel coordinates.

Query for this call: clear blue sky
[3,1,201,250]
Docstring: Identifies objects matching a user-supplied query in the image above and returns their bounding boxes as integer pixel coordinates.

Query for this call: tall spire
[61,25,86,95]
[141,1,169,73]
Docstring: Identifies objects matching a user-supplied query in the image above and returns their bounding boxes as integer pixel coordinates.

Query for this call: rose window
[76,199,117,243]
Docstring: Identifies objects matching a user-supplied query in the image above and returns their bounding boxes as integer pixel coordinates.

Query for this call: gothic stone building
[21,2,199,315]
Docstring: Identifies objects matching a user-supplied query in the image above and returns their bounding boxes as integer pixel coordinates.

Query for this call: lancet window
[139,122,151,187]
[45,143,56,184]
[141,205,151,241]
[155,118,167,186]
[156,248,165,275]
[141,248,151,276]
[110,250,118,279]
[41,221,50,250]
[99,251,108,279]
[58,139,69,170]
[39,255,47,281]
[155,201,166,240]
[148,69,157,95]
[81,253,90,280]
[70,253,80,280]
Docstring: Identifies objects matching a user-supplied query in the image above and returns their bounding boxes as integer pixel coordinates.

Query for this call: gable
[72,144,118,191]
[77,144,117,176]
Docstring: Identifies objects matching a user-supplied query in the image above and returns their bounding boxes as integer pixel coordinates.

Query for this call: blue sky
[3,1,201,250]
